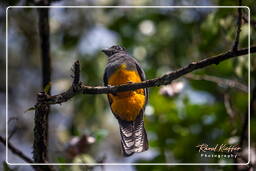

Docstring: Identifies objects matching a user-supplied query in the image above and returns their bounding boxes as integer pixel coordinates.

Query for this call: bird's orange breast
[108,64,145,121]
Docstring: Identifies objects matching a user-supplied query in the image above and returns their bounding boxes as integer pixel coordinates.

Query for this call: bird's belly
[108,68,145,121]
[110,93,145,121]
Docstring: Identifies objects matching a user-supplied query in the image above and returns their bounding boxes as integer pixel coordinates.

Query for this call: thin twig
[232,0,242,52]
[8,117,18,140]
[0,136,34,164]
[242,15,256,30]
[73,60,80,86]
[185,73,248,92]
[42,46,255,105]
[224,94,236,120]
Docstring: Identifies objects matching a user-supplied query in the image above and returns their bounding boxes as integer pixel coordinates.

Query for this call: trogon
[102,45,148,156]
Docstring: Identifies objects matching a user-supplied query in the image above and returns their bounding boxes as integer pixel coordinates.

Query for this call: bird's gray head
[102,45,127,57]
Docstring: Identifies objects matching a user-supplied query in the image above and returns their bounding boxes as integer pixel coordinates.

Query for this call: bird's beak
[102,49,111,56]
[102,49,110,54]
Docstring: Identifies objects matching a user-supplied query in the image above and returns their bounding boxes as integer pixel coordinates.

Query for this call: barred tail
[118,113,148,156]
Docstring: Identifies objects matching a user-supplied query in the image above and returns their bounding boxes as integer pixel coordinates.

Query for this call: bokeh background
[1,0,256,171]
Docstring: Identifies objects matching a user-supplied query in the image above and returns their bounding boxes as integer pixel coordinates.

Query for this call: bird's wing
[135,61,148,110]
[103,66,114,106]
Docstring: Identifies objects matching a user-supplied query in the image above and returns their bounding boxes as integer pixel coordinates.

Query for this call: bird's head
[102,45,127,57]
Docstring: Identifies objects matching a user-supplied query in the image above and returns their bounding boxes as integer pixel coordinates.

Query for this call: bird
[102,45,148,156]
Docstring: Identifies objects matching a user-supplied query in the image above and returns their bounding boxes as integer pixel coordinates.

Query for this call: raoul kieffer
[196,144,241,153]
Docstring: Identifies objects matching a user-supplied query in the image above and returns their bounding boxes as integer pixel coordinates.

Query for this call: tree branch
[224,93,236,120]
[240,85,256,148]
[33,92,49,163]
[234,86,256,169]
[242,15,256,30]
[185,73,248,93]
[72,60,80,86]
[33,1,52,169]
[38,5,51,92]
[232,0,242,52]
[41,46,255,105]
[0,136,34,165]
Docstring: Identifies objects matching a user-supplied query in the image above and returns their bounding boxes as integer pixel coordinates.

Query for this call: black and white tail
[118,113,148,156]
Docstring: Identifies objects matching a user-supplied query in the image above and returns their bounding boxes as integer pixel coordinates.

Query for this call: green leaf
[24,106,36,113]
[44,82,51,93]
[73,154,95,164]
[94,129,108,142]
[3,162,14,171]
